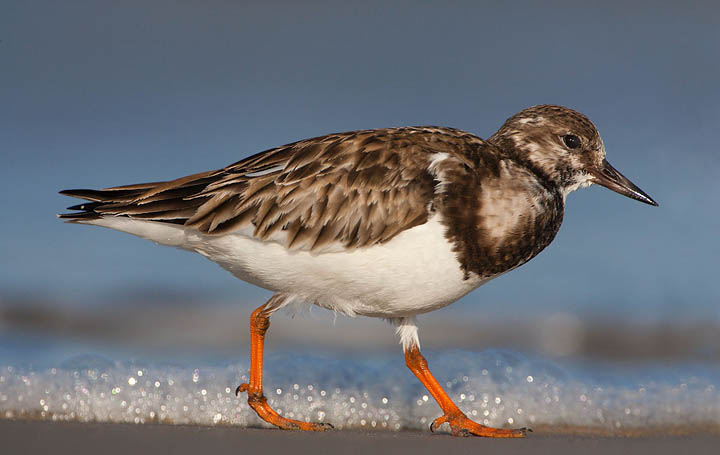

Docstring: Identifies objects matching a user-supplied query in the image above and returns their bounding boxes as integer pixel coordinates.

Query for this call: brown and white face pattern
[490,105,606,199]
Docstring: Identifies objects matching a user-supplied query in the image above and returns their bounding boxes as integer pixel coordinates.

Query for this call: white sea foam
[1,351,719,431]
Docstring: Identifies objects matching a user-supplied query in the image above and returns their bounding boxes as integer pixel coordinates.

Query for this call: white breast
[85,215,487,318]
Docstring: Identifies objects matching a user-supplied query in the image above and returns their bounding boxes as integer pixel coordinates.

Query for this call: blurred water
[1,337,719,432]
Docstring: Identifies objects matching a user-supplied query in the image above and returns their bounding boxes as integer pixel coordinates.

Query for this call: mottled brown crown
[490,105,606,190]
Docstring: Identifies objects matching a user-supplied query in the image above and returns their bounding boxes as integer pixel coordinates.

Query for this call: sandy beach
[4,420,720,455]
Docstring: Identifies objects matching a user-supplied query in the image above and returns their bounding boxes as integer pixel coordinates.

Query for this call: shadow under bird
[59,105,658,437]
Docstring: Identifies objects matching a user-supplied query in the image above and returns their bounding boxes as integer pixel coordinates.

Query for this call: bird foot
[235,383,334,431]
[430,413,529,438]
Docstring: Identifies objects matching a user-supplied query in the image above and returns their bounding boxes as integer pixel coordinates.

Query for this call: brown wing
[59,127,486,252]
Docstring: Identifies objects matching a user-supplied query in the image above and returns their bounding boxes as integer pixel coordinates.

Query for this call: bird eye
[563,134,581,149]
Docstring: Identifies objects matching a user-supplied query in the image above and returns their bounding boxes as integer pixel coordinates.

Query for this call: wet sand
[4,420,720,455]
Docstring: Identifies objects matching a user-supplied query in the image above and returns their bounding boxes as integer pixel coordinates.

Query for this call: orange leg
[236,296,333,431]
[405,345,528,437]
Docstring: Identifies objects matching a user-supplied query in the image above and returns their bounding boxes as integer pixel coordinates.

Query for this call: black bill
[589,159,659,206]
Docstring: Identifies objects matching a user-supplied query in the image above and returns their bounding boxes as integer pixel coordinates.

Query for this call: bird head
[490,105,658,206]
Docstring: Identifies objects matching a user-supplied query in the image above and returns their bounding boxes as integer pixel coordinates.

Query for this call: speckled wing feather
[59,127,486,252]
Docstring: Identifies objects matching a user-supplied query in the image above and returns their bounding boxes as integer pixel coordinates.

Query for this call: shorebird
[59,105,657,437]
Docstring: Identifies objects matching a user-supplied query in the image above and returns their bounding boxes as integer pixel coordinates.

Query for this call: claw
[430,414,448,433]
[235,383,249,396]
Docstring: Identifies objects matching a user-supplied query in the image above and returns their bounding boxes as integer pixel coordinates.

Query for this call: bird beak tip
[590,159,659,207]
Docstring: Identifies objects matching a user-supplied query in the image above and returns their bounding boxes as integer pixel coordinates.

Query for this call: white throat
[561,176,594,201]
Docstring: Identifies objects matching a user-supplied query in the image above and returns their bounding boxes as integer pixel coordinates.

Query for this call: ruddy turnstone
[59,105,657,437]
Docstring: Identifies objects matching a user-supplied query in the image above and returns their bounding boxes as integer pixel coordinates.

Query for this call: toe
[235,383,249,396]
[444,414,527,438]
[430,415,449,433]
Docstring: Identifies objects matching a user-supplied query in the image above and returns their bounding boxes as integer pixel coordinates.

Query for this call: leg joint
[404,346,428,371]
[250,308,271,336]
[247,391,266,405]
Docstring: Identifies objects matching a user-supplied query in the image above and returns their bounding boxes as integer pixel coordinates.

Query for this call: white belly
[85,215,486,318]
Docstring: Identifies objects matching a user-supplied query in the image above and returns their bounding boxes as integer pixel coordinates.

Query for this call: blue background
[1,1,718,323]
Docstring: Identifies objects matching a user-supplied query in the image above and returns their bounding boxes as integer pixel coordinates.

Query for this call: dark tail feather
[58,188,147,221]
[58,183,210,224]
[59,188,144,202]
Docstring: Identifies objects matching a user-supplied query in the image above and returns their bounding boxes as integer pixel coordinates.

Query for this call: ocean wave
[1,350,719,431]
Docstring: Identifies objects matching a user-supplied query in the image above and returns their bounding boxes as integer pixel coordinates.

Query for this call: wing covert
[60,127,487,253]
